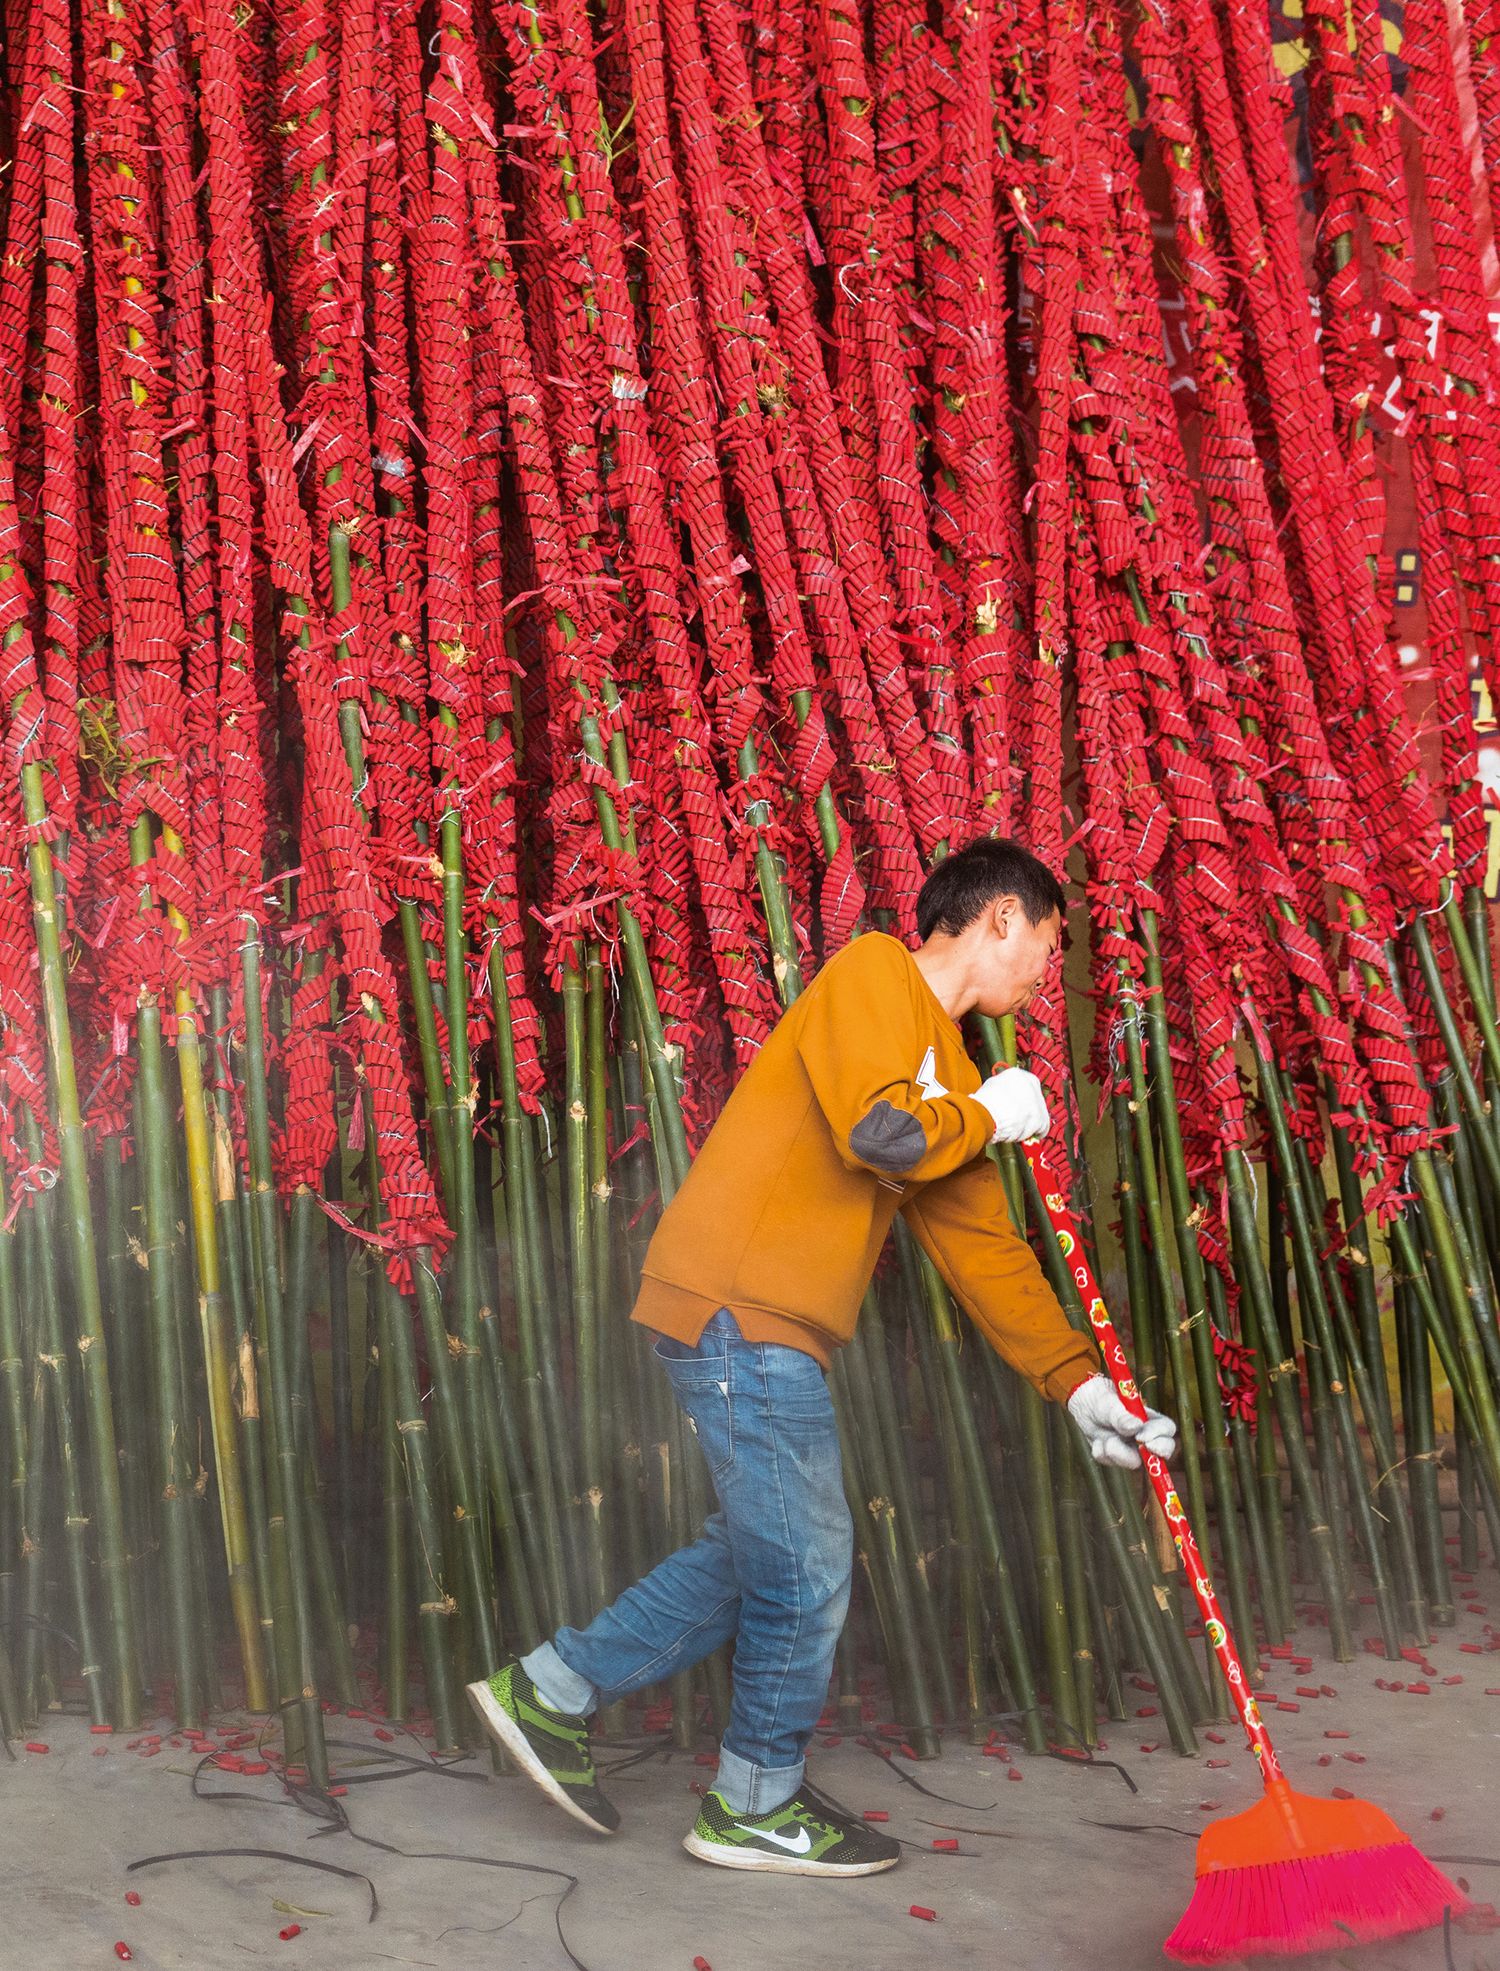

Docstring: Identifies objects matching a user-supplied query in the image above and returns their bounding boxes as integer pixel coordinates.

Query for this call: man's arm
[797,941,994,1184]
[900,1155,1098,1403]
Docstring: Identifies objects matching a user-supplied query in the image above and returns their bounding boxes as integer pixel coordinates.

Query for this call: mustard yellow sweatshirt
[630,932,1098,1404]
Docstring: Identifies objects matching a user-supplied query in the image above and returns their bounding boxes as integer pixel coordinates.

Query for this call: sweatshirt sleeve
[796,940,994,1183]
[900,1156,1099,1403]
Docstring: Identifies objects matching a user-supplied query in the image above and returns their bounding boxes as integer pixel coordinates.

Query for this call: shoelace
[791,1784,861,1839]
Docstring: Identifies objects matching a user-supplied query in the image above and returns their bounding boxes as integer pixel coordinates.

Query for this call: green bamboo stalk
[1440,889,1500,1103]
[18,758,138,1724]
[1456,1417,1481,1571]
[903,1229,1048,1752]
[284,1189,359,1704]
[1112,996,1212,1580]
[829,1352,938,1752]
[100,1149,153,1706]
[952,1474,988,1738]
[853,1299,957,1722]
[132,994,202,1726]
[206,992,279,1690]
[837,1334,942,1750]
[1112,1093,1160,1411]
[1408,917,1500,1205]
[170,957,269,1711]
[1329,1133,1396,1443]
[585,943,634,1637]
[1052,1415,1097,1744]
[1018,1156,1212,1732]
[0,1623,18,1741]
[1292,1138,1425,1642]
[28,1171,107,1724]
[434,706,499,1615]
[329,531,457,1211]
[1252,1047,1404,1652]
[239,920,327,1787]
[0,1178,26,1641]
[1406,1152,1500,1489]
[1135,921,1258,1665]
[1460,889,1500,1153]
[565,945,611,1622]
[1392,1272,1452,1622]
[973,1018,1085,1740]
[363,1105,459,1744]
[17,1281,50,1717]
[324,1140,356,1600]
[377,1251,410,1720]
[1387,1211,1500,1545]
[1199,1241,1284,1644]
[486,943,570,1638]
[1251,1334,1293,1640]
[1227,1147,1355,1639]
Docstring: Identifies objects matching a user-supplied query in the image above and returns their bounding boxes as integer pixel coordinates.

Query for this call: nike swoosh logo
[756,1824,813,1854]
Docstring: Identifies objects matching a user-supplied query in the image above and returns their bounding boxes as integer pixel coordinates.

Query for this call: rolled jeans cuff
[520,1639,599,1718]
[714,1742,803,1817]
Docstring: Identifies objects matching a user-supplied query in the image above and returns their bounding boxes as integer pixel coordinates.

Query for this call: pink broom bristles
[1166,1841,1466,1965]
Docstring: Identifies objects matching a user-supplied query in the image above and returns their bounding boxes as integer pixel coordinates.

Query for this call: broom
[1023,1141,1467,1963]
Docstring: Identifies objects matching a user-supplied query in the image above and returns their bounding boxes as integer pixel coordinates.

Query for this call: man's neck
[910,941,974,1024]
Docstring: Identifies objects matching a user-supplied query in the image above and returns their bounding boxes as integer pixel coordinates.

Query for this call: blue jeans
[520,1308,853,1815]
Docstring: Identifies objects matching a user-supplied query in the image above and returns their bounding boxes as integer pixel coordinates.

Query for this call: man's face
[974,903,1063,1020]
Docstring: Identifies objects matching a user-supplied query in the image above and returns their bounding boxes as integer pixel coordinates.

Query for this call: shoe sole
[681,1831,898,1877]
[465,1679,616,1837]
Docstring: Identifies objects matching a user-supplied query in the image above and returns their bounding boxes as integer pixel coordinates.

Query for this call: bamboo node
[1329,1380,1345,1395]
[587,1485,603,1509]
[420,1597,458,1616]
[237,1333,260,1420]
[396,1418,426,1434]
[592,1178,613,1202]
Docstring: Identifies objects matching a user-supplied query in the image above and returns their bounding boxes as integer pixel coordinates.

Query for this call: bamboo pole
[239,920,327,1786]
[17,759,139,1724]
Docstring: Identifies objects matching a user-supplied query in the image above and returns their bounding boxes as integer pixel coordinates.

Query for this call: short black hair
[915,837,1066,943]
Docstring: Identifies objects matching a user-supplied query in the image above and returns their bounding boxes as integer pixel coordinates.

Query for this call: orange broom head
[1163,1779,1469,1964]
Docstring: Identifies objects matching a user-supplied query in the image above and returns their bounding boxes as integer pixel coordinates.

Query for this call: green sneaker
[465,1661,619,1835]
[682,1784,900,1876]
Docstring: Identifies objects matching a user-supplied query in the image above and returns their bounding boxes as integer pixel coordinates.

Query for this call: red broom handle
[1023,1141,1283,1786]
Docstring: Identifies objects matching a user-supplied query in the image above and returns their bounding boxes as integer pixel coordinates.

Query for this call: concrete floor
[7,1611,1500,1971]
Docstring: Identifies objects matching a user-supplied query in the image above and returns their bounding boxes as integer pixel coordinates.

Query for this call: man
[468,837,1175,1877]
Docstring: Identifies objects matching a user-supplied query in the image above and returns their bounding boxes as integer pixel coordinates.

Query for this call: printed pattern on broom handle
[1025,1142,1283,1787]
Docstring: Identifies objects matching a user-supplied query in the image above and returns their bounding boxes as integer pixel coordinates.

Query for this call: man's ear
[991,894,1018,937]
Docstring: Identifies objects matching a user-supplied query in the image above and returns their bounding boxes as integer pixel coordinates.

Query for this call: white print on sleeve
[915,1045,949,1101]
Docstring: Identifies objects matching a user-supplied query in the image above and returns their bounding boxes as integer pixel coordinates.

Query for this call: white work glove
[970,1066,1050,1144]
[1067,1374,1178,1470]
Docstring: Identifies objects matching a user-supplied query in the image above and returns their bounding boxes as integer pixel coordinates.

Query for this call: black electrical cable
[125,1847,378,1919]
[856,1734,1000,1808]
[137,1732,600,1971]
